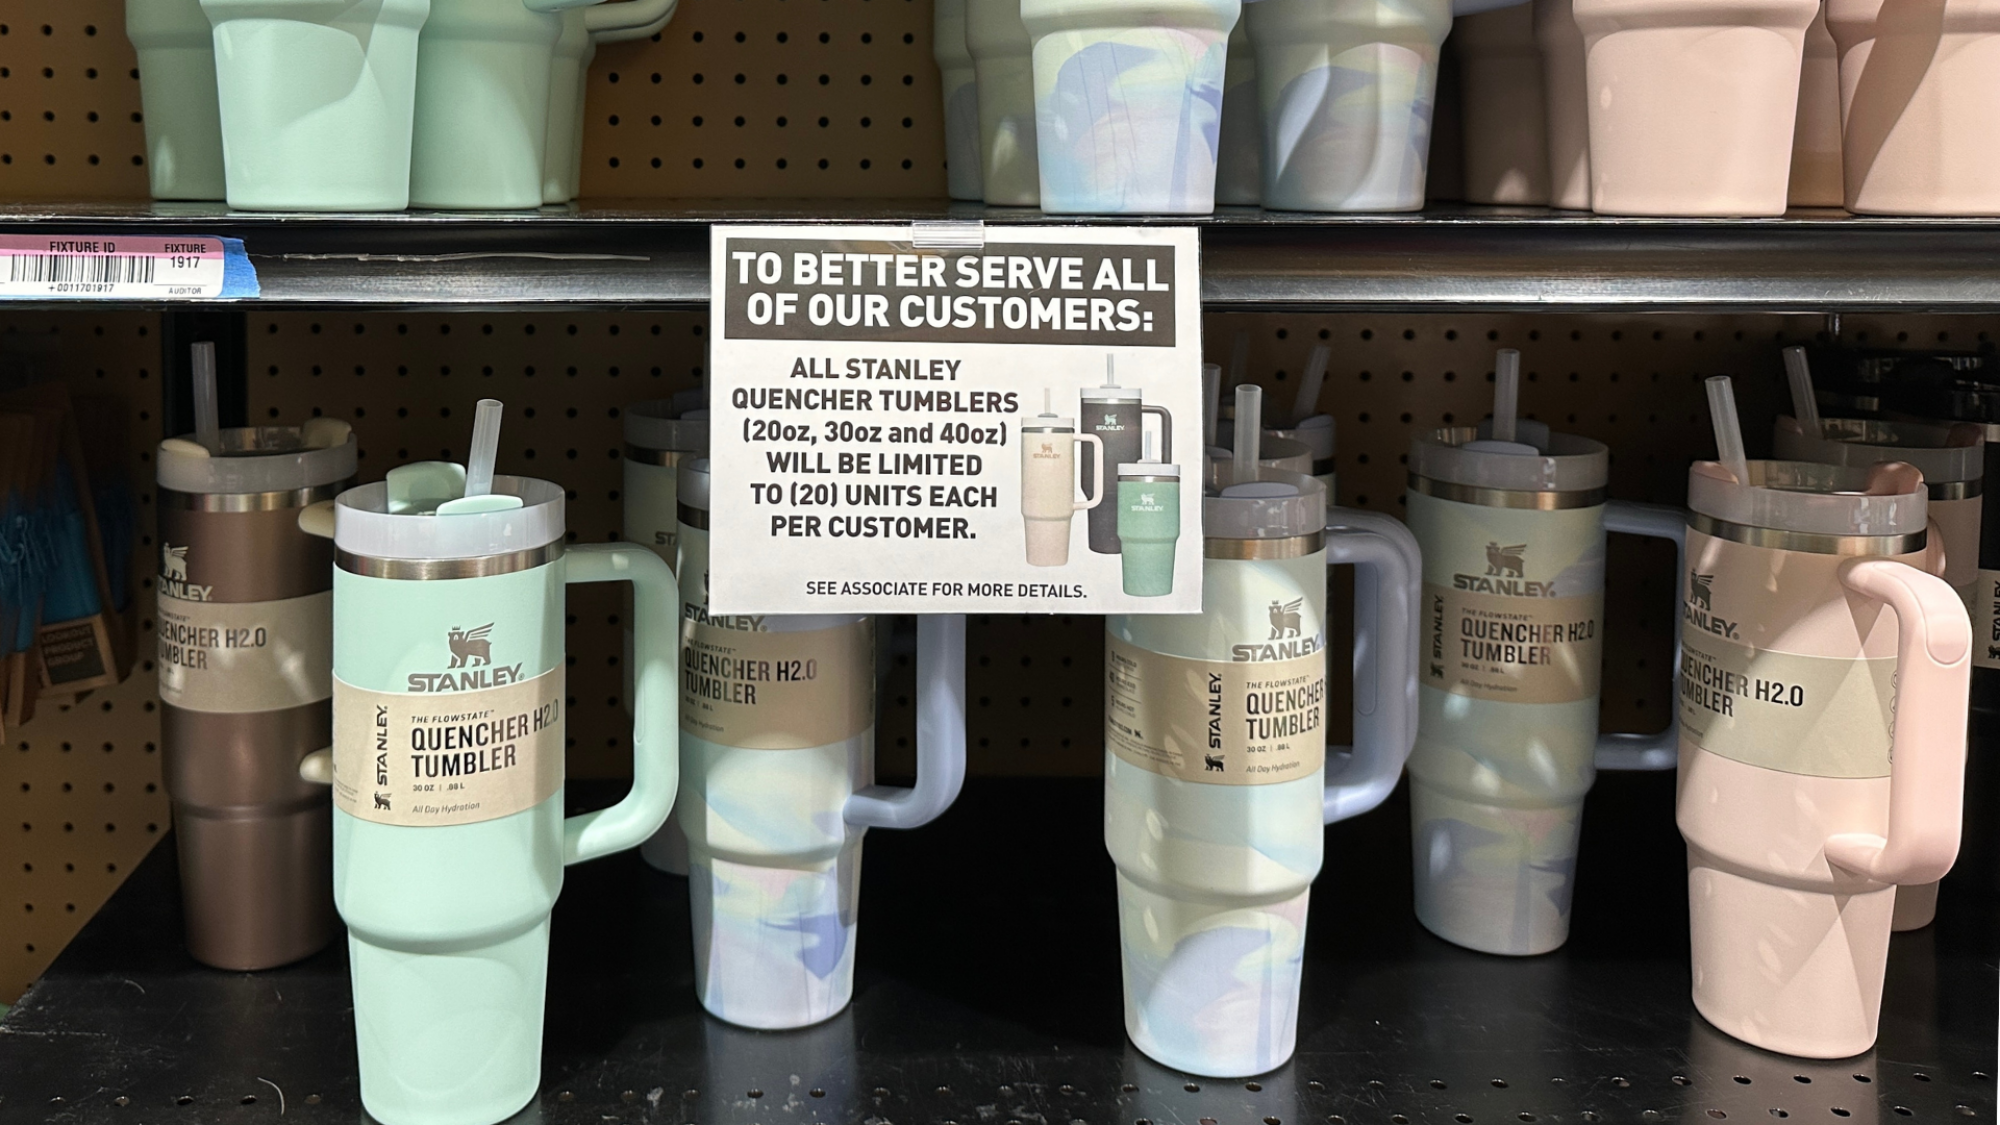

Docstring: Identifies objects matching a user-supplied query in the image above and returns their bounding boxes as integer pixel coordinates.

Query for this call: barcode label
[0,235,228,299]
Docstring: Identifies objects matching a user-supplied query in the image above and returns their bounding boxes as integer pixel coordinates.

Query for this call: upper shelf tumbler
[322,405,680,1125]
[675,459,968,1029]
[1827,0,2000,215]
[1455,3,1552,206]
[126,0,227,200]
[156,411,355,969]
[544,0,680,205]
[1246,0,1455,211]
[1572,0,1818,215]
[1019,0,1239,213]
[1680,380,1969,1059]
[936,0,987,201]
[200,0,432,211]
[1105,389,1421,1077]
[967,0,1043,205]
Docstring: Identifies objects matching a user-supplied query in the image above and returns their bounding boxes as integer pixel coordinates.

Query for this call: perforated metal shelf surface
[1,773,1993,1125]
[6,202,2000,310]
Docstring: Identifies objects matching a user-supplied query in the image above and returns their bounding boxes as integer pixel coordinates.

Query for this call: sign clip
[910,221,986,251]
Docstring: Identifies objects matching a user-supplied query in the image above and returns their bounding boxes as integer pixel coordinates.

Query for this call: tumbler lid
[1267,413,1335,460]
[1203,469,1324,542]
[1082,355,1143,403]
[1409,421,1608,494]
[1686,460,1927,538]
[625,395,711,453]
[334,475,565,561]
[1772,415,1983,484]
[1120,430,1179,479]
[157,423,357,494]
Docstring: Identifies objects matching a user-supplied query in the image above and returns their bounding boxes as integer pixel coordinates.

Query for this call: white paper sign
[709,223,1204,615]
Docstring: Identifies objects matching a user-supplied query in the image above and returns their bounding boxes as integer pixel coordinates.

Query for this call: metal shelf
[1,773,1994,1125]
[6,202,2000,311]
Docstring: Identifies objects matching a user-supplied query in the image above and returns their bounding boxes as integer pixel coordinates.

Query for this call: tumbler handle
[1141,404,1173,464]
[1594,500,1687,771]
[562,542,680,865]
[587,0,676,35]
[1824,558,1970,886]
[845,615,968,829]
[1075,434,1106,512]
[1323,508,1422,825]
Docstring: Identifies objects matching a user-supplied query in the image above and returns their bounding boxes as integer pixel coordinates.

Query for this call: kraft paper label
[680,617,873,748]
[1424,586,1603,704]
[156,591,332,713]
[1105,634,1325,785]
[1677,635,1895,778]
[332,668,564,827]
[1971,569,2000,671]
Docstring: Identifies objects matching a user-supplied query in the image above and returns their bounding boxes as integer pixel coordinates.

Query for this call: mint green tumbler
[201,0,431,211]
[1116,440,1181,598]
[327,473,678,1125]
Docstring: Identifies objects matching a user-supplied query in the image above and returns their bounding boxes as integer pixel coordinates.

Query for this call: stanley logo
[1453,542,1553,597]
[158,543,213,601]
[409,623,525,692]
[1682,569,1739,639]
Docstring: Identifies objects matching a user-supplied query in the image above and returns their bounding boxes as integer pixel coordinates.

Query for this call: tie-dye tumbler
[1404,420,1685,956]
[675,459,968,1029]
[1245,0,1454,211]
[1105,398,1420,1077]
[1020,0,1240,213]
[936,0,987,200]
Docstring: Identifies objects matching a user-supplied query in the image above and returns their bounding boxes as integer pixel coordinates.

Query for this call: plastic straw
[1233,385,1262,485]
[191,342,220,453]
[1104,354,1118,388]
[1228,331,1250,390]
[1144,429,1157,463]
[1782,346,1821,433]
[463,398,504,498]
[1291,344,1330,424]
[1705,376,1750,485]
[1492,349,1521,443]
[1201,362,1221,448]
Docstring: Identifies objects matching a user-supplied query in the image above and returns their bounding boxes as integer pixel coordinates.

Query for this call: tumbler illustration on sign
[319,400,679,1125]
[673,459,968,1029]
[1084,358,1174,555]
[1770,346,1984,933]
[156,344,354,971]
[1023,390,1107,566]
[1118,432,1181,597]
[1105,386,1421,1077]
[1679,377,1967,1059]
[1404,349,1685,958]
[623,394,710,876]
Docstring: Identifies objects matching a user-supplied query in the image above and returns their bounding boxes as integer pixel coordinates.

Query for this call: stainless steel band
[1205,531,1324,560]
[623,444,689,467]
[1932,478,1981,501]
[1687,512,1927,557]
[1118,474,1178,484]
[334,540,565,580]
[678,503,710,530]
[1408,473,1607,511]
[159,480,349,512]
[1312,458,1336,476]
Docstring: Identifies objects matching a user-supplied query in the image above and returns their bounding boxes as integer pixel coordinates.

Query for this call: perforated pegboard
[0,0,948,202]
[0,310,169,1005]
[4,307,1997,1008]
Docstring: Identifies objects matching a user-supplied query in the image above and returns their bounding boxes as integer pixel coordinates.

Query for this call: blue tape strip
[219,236,260,299]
